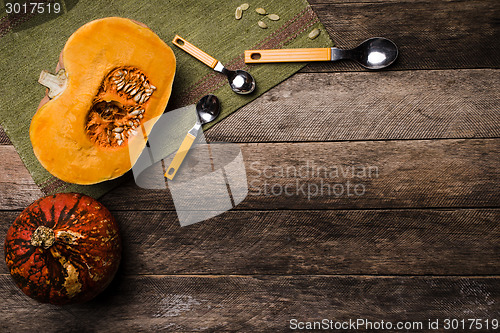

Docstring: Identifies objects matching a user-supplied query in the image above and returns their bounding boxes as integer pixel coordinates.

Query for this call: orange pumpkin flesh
[30,17,176,184]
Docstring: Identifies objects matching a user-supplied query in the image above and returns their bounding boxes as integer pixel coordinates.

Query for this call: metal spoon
[214,63,256,94]
[173,35,256,94]
[336,37,398,69]
[245,37,399,69]
[165,95,221,180]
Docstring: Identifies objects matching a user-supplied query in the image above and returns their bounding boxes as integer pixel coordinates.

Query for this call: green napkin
[0,0,332,198]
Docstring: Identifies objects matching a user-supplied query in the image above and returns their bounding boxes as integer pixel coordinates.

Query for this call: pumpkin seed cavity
[85,67,154,148]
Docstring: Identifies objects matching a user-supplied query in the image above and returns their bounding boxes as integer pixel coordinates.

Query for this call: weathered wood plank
[1,139,498,210]
[2,209,497,276]
[0,146,43,210]
[302,0,499,72]
[0,127,11,145]
[101,138,499,210]
[3,70,499,146]
[0,274,498,332]
[206,70,500,143]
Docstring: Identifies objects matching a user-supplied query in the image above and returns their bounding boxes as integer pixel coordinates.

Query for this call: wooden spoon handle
[172,35,218,69]
[245,48,331,63]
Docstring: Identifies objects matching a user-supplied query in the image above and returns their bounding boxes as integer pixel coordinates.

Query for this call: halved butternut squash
[30,17,175,184]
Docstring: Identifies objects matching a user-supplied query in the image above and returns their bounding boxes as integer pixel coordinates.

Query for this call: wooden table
[1,0,499,331]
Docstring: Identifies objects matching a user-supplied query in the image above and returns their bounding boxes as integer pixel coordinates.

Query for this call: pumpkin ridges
[4,193,121,304]
[54,195,82,229]
[12,247,52,303]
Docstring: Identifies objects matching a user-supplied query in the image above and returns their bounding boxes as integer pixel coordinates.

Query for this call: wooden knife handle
[245,48,331,63]
[172,35,218,69]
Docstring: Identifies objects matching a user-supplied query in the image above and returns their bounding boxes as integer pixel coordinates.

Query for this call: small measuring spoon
[165,95,221,180]
[173,35,256,94]
[245,37,398,69]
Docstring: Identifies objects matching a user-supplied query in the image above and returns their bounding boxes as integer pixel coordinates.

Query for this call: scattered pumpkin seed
[235,6,243,20]
[308,28,321,40]
[256,7,266,15]
[240,3,249,10]
[258,20,268,29]
[268,14,280,21]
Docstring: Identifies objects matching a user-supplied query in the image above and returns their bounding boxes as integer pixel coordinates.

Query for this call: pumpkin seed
[240,3,249,10]
[139,114,144,119]
[129,109,141,116]
[130,87,139,96]
[268,14,280,21]
[134,92,143,102]
[308,28,321,40]
[113,127,124,133]
[150,85,157,90]
[256,7,266,15]
[258,20,268,29]
[123,83,134,93]
[116,81,125,91]
[117,139,123,146]
[235,7,243,20]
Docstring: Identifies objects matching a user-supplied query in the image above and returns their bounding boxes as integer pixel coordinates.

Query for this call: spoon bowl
[224,69,256,95]
[196,94,221,124]
[351,37,398,69]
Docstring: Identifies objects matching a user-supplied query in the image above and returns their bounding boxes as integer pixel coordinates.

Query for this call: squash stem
[38,69,67,99]
[31,226,56,249]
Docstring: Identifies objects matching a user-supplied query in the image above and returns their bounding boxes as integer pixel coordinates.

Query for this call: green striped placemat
[0,0,333,198]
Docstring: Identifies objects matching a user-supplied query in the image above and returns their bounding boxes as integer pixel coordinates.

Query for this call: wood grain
[0,146,43,210]
[302,0,500,72]
[101,138,499,211]
[2,209,497,276]
[2,70,499,145]
[0,274,498,332]
[206,69,500,143]
[0,128,11,145]
[0,139,498,211]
